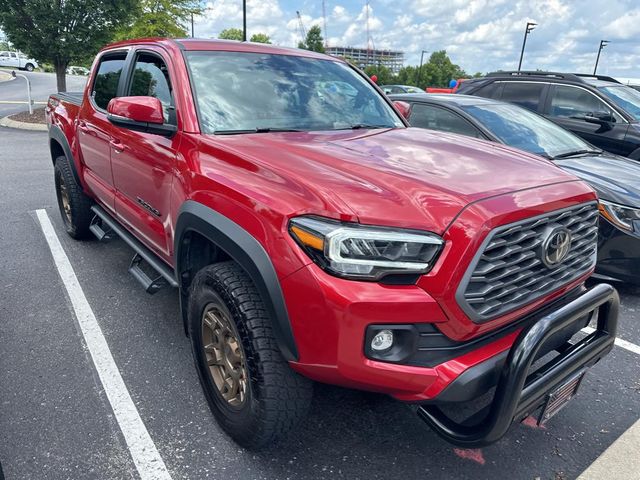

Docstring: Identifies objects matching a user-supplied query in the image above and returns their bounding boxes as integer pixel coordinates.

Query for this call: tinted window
[550,85,613,119]
[409,103,483,138]
[462,102,592,158]
[93,54,126,110]
[500,82,545,111]
[598,85,640,121]
[185,51,402,134]
[473,82,499,99]
[129,53,173,123]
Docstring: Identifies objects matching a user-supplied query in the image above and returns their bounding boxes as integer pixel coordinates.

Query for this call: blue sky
[195,0,640,78]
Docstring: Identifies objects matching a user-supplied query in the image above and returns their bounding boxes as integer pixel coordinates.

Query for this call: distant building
[326,46,404,74]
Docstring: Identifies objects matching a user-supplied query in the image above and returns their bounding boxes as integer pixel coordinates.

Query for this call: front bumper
[417,282,619,447]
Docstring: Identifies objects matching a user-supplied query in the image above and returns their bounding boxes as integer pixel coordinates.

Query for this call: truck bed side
[46,92,86,190]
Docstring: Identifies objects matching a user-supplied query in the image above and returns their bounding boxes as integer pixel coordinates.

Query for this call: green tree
[250,33,271,44]
[219,28,244,41]
[117,0,203,40]
[298,25,325,53]
[0,0,135,91]
[363,65,394,85]
[415,50,467,89]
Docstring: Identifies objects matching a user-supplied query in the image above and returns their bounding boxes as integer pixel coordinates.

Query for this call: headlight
[598,200,640,232]
[289,216,444,281]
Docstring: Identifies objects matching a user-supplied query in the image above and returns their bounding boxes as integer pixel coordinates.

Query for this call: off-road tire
[188,261,313,449]
[54,156,93,239]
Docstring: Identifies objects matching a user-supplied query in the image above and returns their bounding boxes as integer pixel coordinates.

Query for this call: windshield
[598,85,640,121]
[185,51,402,134]
[461,102,594,158]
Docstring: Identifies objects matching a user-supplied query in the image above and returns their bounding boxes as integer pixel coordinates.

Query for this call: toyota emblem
[542,227,572,268]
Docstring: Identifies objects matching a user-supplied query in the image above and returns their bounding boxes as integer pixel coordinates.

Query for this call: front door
[110,48,179,261]
[545,84,631,156]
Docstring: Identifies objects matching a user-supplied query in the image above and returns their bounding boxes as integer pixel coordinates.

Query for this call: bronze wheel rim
[59,177,72,225]
[201,303,248,408]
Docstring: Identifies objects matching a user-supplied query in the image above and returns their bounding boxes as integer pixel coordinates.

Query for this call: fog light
[371,329,394,351]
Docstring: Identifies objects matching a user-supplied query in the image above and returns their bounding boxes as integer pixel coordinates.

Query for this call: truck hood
[555,152,640,207]
[201,128,581,233]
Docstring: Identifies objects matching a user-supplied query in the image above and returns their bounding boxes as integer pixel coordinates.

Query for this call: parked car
[0,51,38,71]
[390,93,640,285]
[457,71,640,160]
[381,84,424,94]
[66,66,90,76]
[46,38,618,450]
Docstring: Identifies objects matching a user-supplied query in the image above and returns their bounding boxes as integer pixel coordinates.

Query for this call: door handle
[109,139,124,154]
[78,123,90,135]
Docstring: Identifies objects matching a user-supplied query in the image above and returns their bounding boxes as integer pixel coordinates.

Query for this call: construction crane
[296,11,307,44]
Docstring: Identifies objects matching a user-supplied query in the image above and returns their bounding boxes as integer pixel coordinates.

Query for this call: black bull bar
[417,283,619,447]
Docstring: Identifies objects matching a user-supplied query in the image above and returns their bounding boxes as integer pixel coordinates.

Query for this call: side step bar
[90,205,179,293]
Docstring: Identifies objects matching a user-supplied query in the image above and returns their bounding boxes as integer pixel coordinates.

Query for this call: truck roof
[101,37,336,62]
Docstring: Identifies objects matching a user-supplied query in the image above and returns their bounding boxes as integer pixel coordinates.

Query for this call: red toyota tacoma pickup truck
[46,38,619,449]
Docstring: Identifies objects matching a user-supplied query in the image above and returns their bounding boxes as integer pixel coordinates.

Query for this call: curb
[0,115,48,131]
[0,71,15,82]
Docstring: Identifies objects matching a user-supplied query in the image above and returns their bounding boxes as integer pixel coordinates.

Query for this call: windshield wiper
[214,127,304,135]
[553,149,603,159]
[349,123,394,130]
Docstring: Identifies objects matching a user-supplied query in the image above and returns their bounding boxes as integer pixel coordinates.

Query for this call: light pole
[242,0,247,41]
[416,50,429,88]
[191,12,194,37]
[594,40,610,75]
[517,22,537,72]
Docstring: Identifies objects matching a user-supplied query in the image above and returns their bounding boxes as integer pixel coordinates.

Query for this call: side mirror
[587,111,615,124]
[393,100,411,120]
[107,96,176,137]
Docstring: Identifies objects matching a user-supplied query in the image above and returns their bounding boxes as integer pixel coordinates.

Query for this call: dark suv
[457,71,640,159]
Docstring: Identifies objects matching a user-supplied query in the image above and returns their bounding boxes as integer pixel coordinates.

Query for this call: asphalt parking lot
[0,127,638,479]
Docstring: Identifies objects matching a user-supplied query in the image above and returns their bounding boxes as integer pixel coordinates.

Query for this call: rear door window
[409,103,484,138]
[92,53,127,111]
[499,82,546,111]
[473,82,500,99]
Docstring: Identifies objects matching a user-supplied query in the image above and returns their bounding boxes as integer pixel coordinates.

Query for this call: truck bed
[52,91,83,106]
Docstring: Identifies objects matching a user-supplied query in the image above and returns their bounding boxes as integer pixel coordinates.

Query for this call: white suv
[0,51,38,71]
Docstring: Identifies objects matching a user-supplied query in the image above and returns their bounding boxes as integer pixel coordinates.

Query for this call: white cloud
[192,0,640,77]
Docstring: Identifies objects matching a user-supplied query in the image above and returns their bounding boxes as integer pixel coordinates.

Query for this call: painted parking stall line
[35,209,172,480]
[582,326,640,355]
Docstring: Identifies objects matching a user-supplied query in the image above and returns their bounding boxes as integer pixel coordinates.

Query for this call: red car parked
[46,38,618,449]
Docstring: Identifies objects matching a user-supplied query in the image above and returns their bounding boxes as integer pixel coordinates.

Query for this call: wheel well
[178,230,231,292]
[50,139,65,165]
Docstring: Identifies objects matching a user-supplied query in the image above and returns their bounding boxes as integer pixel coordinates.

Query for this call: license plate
[538,370,587,426]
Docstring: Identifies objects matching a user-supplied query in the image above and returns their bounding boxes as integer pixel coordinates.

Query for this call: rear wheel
[54,156,93,239]
[188,261,312,449]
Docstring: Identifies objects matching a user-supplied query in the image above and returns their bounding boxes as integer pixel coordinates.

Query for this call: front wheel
[24,63,34,72]
[188,261,312,449]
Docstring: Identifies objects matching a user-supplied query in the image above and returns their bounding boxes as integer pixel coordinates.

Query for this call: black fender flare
[175,200,299,361]
[49,124,82,187]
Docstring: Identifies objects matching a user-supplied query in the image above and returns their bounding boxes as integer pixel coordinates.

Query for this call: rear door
[110,47,179,259]
[77,50,129,210]
[544,84,630,156]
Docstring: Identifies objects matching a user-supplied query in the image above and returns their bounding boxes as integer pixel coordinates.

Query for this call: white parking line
[35,209,172,480]
[581,326,640,356]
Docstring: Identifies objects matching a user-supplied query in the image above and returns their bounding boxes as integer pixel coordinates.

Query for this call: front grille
[457,202,598,322]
